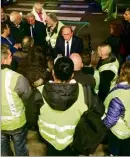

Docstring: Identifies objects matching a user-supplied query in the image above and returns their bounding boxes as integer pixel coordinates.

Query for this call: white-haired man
[32,2,47,24]
[9,11,30,43]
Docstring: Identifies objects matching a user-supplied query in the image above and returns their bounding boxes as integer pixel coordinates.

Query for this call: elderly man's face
[46,16,55,27]
[124,11,130,22]
[62,27,73,41]
[97,46,103,58]
[27,17,35,25]
[15,14,22,25]
[35,7,42,14]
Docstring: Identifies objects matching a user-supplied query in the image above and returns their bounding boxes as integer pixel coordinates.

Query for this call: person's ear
[71,72,74,79]
[52,69,56,81]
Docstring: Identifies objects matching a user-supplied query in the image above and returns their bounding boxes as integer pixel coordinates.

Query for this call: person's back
[38,57,88,156]
[81,52,100,94]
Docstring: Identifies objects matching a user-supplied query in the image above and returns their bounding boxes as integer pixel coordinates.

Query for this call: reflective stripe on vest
[40,129,73,144]
[99,59,119,89]
[39,119,76,132]
[5,71,18,116]
[2,69,26,130]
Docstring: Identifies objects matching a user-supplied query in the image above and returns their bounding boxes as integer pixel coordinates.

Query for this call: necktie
[30,26,33,38]
[66,41,69,57]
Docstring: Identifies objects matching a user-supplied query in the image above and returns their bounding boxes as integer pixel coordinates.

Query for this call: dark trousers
[46,142,79,156]
[1,126,28,156]
[108,130,130,156]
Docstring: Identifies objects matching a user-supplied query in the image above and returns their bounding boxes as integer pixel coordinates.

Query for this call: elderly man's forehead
[62,27,72,33]
[70,53,81,60]
[125,11,130,15]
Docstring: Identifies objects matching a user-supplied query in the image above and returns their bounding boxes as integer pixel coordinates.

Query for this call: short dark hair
[54,57,74,81]
[80,53,91,66]
[1,22,9,34]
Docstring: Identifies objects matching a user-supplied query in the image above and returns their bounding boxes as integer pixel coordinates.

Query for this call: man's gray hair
[47,12,58,22]
[26,13,35,19]
[34,2,43,9]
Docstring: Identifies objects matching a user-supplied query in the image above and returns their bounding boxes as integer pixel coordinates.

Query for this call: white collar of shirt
[65,37,72,57]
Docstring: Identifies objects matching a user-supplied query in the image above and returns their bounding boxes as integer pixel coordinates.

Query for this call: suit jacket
[9,20,30,43]
[1,36,17,54]
[55,35,84,57]
[31,20,47,49]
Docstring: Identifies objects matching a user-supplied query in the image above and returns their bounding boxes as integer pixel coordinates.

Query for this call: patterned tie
[66,41,69,57]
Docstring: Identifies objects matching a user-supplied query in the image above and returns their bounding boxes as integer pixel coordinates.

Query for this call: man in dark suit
[26,13,47,51]
[55,26,84,58]
[9,11,30,43]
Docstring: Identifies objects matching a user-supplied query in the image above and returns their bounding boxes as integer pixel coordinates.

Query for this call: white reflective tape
[112,129,130,137]
[40,129,73,144]
[1,116,14,120]
[39,119,76,132]
[5,71,24,118]
[5,71,17,116]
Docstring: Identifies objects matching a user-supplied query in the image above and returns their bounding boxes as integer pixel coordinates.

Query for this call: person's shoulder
[73,35,82,41]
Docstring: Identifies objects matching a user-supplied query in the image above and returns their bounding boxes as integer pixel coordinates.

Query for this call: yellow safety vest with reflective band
[98,58,119,89]
[1,68,26,131]
[104,88,130,139]
[46,21,64,48]
[38,83,88,150]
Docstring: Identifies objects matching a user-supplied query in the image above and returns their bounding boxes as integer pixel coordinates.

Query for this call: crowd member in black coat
[55,26,84,58]
[9,11,30,43]
[26,13,47,52]
[1,7,10,23]
[104,22,123,62]
[121,8,130,60]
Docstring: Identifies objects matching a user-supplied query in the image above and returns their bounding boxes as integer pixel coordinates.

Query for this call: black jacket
[30,20,47,50]
[55,35,84,58]
[121,20,130,56]
[42,82,79,111]
[73,70,96,90]
[9,20,30,43]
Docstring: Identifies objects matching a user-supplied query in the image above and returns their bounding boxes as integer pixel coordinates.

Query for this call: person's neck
[101,55,108,60]
[51,22,57,29]
[1,33,8,38]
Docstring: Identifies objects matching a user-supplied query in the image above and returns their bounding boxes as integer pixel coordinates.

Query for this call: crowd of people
[1,2,130,156]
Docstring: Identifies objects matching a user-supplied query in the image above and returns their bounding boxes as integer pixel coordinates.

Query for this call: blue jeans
[1,126,28,156]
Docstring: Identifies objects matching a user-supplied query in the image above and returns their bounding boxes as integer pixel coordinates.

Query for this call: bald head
[10,11,22,25]
[70,53,83,71]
